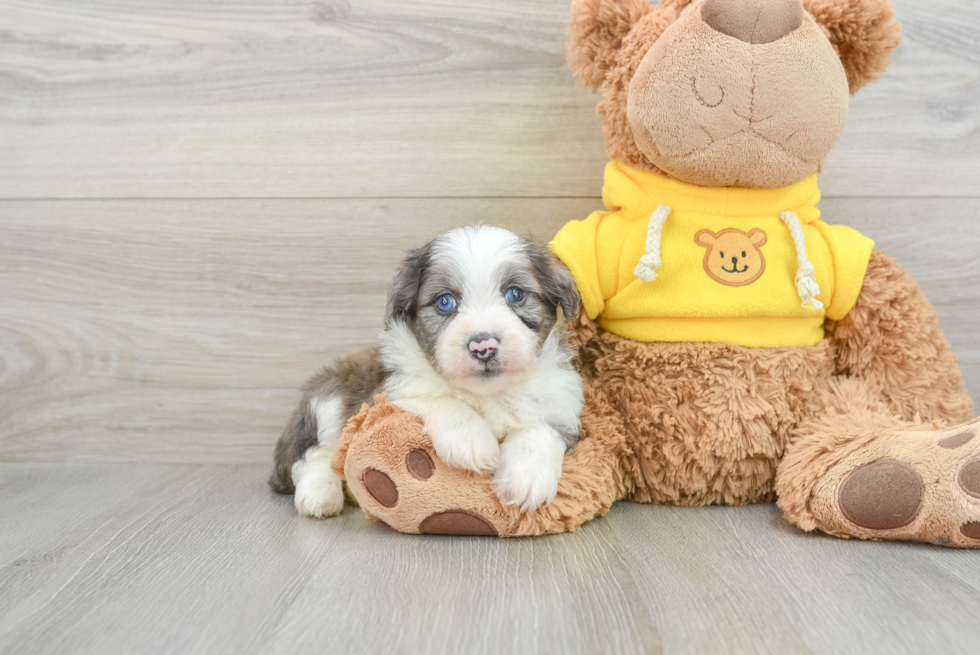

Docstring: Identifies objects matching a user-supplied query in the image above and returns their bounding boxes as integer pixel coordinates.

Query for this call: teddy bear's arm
[824,249,973,424]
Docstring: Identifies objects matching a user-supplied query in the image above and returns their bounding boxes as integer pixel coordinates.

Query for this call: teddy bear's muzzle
[701,0,804,45]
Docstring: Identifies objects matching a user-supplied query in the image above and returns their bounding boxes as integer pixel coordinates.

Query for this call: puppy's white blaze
[433,227,538,386]
[436,226,526,301]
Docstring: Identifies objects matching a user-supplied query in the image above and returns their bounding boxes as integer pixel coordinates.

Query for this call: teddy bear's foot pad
[837,459,923,530]
[810,424,980,547]
[352,446,508,536]
[338,400,515,537]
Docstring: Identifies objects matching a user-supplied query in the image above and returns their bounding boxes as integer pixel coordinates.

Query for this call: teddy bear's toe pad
[962,521,980,539]
[418,510,499,536]
[406,449,435,480]
[362,469,399,507]
[958,459,980,498]
[940,431,974,449]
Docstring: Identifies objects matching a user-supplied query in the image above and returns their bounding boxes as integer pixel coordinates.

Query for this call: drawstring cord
[779,210,823,310]
[632,205,672,283]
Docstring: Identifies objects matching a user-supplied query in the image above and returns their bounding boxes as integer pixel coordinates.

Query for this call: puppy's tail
[268,470,293,495]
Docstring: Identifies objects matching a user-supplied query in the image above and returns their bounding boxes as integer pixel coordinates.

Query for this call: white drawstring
[633,205,672,283]
[779,210,823,310]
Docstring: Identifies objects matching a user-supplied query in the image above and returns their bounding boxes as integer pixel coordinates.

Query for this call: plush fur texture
[330,0,979,547]
[803,0,902,93]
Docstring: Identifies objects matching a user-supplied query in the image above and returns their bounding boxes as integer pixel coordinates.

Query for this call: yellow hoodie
[550,161,874,348]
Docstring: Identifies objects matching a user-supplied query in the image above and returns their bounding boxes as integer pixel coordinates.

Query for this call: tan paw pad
[958,459,980,499]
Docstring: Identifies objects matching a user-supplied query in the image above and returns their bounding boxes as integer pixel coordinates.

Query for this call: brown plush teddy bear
[334,0,980,546]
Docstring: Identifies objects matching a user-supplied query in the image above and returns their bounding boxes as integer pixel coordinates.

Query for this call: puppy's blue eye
[436,294,457,313]
[505,287,524,304]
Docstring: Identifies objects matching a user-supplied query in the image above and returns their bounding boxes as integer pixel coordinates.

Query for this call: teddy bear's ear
[694,230,718,247]
[568,0,654,90]
[804,0,902,94]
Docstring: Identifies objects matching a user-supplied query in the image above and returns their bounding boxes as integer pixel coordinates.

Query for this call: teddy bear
[332,0,980,547]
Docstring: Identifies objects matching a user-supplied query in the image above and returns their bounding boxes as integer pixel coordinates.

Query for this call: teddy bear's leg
[333,388,630,537]
[775,378,980,547]
[826,250,973,425]
[776,251,979,547]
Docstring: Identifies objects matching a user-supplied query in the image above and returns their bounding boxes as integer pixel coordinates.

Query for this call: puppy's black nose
[468,333,500,362]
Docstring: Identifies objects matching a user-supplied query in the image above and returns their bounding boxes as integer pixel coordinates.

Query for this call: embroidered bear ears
[568,0,901,95]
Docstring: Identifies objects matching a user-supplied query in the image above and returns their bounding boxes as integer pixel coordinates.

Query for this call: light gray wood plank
[606,502,980,654]
[0,0,977,199]
[1,462,979,655]
[1,197,977,463]
[0,463,197,570]
[0,463,659,655]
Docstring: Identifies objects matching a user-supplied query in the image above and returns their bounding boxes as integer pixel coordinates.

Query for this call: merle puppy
[270,226,585,518]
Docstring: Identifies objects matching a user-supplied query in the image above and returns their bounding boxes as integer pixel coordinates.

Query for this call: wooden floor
[1,462,979,655]
[3,0,980,652]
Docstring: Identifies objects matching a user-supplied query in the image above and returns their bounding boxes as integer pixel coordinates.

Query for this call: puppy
[269,225,585,518]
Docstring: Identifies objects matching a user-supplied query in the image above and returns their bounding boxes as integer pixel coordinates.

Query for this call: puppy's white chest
[467,396,523,441]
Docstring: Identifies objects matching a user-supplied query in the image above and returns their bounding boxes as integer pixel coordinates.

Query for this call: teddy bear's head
[695,228,768,285]
[568,0,901,188]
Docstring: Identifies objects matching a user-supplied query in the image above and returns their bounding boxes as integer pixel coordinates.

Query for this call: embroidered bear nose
[468,333,500,362]
[701,0,803,45]
[732,256,739,265]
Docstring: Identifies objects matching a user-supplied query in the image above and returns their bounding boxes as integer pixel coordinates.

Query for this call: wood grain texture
[0,0,978,199]
[1,197,977,463]
[1,462,979,655]
[1,1,979,651]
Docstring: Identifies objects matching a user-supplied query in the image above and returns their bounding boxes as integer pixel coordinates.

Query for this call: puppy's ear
[804,0,902,94]
[384,241,433,326]
[527,242,581,321]
[568,0,653,90]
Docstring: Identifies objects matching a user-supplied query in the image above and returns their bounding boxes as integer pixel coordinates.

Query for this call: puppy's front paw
[493,436,563,513]
[294,469,345,519]
[431,419,500,474]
